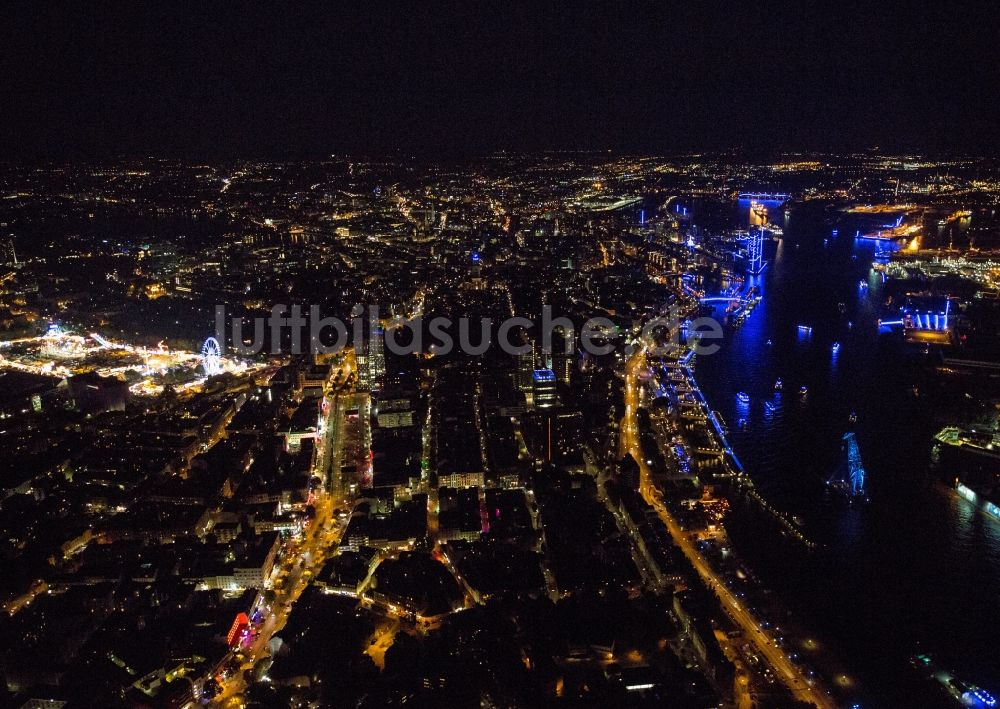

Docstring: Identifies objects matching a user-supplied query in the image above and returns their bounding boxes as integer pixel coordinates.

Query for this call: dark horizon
[3,3,1000,159]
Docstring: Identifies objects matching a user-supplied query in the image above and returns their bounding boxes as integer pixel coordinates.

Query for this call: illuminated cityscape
[2,5,1000,709]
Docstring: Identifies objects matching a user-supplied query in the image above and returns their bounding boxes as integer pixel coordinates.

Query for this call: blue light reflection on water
[687,199,1000,707]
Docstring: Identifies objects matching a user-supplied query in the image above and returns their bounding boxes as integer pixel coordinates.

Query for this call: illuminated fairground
[0,326,261,396]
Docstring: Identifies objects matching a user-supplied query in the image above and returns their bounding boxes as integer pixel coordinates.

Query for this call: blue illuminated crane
[827,431,868,500]
[747,227,765,274]
[843,432,866,495]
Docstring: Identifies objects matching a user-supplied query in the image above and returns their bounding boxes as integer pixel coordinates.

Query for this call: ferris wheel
[201,337,222,375]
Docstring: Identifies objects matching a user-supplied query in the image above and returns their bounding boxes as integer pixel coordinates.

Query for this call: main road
[205,489,348,707]
[192,355,357,708]
[622,342,836,709]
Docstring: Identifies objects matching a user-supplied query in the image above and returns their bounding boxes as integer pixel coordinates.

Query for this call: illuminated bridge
[699,292,755,305]
[738,192,790,202]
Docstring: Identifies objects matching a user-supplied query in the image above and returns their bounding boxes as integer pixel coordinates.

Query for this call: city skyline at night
[1,5,1000,709]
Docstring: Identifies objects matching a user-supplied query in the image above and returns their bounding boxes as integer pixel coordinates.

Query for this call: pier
[673,355,819,550]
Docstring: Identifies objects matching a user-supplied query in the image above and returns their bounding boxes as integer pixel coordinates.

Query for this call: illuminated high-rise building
[515,345,536,393]
[549,330,574,384]
[532,369,557,408]
[367,325,385,387]
[356,353,369,390]
[1,237,16,266]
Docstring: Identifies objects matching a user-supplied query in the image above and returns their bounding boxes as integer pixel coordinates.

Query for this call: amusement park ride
[0,326,254,398]
[201,336,223,375]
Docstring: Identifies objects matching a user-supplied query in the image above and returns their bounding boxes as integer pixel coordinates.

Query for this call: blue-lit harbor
[686,195,1000,707]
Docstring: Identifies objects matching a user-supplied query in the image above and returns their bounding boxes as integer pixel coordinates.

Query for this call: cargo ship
[933,425,1000,523]
[858,220,922,242]
[845,203,924,242]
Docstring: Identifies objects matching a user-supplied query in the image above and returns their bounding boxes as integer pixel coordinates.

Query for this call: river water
[688,199,1000,707]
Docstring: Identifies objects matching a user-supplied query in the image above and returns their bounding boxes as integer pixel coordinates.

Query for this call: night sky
[3,2,999,157]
